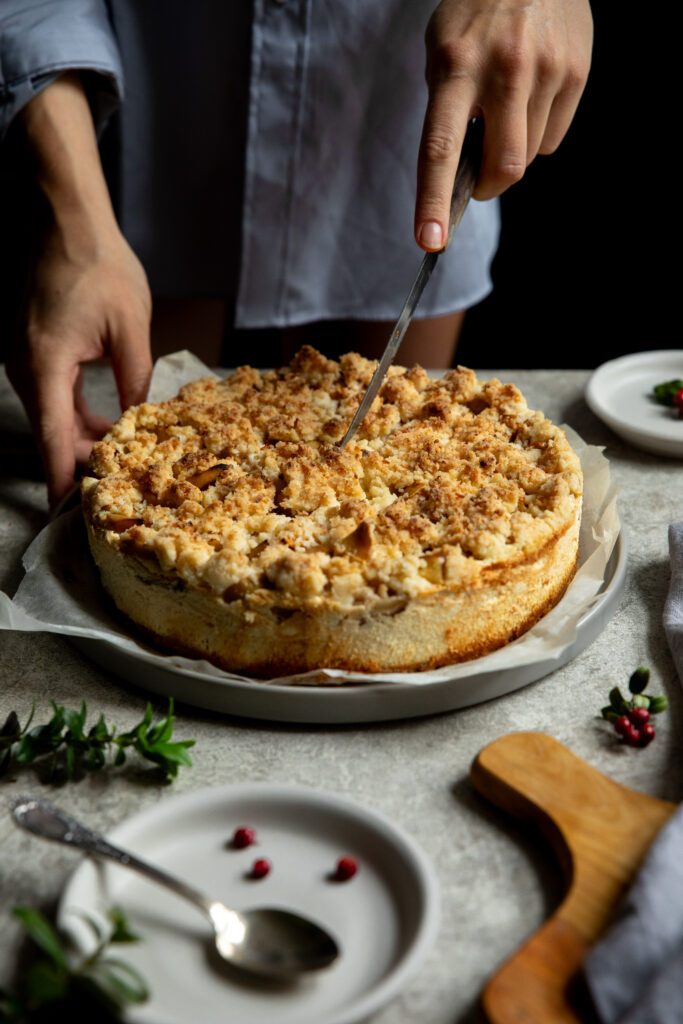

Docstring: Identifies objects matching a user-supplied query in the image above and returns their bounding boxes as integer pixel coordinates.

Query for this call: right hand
[7,219,152,507]
[414,0,593,251]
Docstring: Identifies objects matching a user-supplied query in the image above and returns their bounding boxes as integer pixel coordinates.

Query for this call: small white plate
[59,784,439,1024]
[586,350,683,457]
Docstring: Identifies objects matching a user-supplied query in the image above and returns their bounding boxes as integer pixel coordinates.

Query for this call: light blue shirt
[0,0,499,327]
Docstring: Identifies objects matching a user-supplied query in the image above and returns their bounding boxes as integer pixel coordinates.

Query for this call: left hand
[415,0,594,251]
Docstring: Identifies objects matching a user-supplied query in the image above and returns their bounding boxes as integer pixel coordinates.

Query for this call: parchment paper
[0,353,621,687]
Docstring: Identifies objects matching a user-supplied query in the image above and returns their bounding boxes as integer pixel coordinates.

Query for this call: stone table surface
[1,365,681,1024]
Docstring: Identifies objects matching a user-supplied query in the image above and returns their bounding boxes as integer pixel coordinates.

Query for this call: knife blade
[339,117,484,448]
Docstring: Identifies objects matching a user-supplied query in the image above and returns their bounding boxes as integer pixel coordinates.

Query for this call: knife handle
[445,117,484,248]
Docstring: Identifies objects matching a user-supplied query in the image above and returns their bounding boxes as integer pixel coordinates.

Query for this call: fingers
[33,360,79,508]
[475,78,530,200]
[73,370,113,467]
[110,315,153,412]
[416,0,593,227]
[415,64,477,251]
[538,77,587,155]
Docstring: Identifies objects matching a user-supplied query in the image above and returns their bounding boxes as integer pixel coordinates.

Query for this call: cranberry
[622,724,642,747]
[333,856,358,881]
[675,387,683,417]
[628,707,650,726]
[232,826,256,849]
[250,858,271,879]
[638,723,656,747]
[614,715,632,737]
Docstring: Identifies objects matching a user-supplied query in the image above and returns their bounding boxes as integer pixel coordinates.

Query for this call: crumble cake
[81,347,583,676]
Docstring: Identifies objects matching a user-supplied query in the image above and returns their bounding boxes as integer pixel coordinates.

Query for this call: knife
[339,117,484,448]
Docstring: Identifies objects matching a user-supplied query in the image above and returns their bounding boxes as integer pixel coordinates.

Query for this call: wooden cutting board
[470,732,676,1024]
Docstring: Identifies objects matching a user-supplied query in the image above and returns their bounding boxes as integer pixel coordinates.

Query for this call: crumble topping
[82,347,582,609]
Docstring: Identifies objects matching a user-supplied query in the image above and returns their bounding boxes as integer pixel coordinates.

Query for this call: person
[0,0,593,507]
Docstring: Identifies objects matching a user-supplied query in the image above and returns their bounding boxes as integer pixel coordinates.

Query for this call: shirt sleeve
[0,0,124,139]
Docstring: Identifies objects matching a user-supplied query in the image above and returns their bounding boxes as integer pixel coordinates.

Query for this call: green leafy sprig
[600,666,669,722]
[0,905,148,1022]
[600,666,669,747]
[0,700,194,784]
[652,379,683,406]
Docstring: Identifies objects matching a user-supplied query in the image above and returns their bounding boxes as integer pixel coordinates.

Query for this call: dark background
[456,0,673,368]
[1,2,674,370]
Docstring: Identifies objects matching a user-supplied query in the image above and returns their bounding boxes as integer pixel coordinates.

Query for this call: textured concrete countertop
[1,365,681,1023]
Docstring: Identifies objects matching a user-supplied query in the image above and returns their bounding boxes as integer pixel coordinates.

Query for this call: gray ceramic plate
[73,532,627,724]
[59,783,440,1024]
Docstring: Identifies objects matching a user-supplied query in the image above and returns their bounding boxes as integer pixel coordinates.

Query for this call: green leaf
[653,380,683,406]
[649,695,669,714]
[73,910,107,946]
[107,907,140,945]
[628,666,650,694]
[13,908,69,970]
[20,703,36,737]
[21,959,70,1006]
[608,687,629,714]
[84,746,106,772]
[63,702,87,740]
[48,704,66,735]
[88,713,111,744]
[16,707,66,763]
[139,741,194,779]
[153,741,194,763]
[0,711,21,741]
[82,958,149,1007]
[147,715,174,747]
[15,731,55,765]
[601,706,618,722]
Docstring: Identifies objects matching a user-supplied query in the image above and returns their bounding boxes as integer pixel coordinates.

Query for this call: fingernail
[419,221,443,250]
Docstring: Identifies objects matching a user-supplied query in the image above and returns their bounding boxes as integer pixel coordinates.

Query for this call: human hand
[7,221,152,507]
[415,0,593,251]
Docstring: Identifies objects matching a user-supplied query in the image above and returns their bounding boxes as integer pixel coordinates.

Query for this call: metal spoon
[10,795,340,978]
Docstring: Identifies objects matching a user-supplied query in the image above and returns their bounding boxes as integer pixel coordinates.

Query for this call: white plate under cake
[81,347,583,677]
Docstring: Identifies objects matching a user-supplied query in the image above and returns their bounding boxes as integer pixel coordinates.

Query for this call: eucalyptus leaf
[12,908,69,970]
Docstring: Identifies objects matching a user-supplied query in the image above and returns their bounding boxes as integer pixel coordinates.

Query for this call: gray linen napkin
[582,805,683,1023]
[664,522,683,681]
[582,523,683,1023]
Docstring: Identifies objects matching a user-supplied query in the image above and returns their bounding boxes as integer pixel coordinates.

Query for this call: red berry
[638,723,656,747]
[250,858,271,879]
[628,707,650,726]
[622,724,641,747]
[675,387,683,417]
[334,856,358,881]
[232,826,256,849]
[614,715,632,737]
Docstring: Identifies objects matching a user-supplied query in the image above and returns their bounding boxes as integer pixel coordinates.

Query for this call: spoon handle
[11,795,214,919]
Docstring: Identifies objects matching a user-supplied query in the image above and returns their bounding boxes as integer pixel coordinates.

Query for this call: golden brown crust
[81,347,583,676]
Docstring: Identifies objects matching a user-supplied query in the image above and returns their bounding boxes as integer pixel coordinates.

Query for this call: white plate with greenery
[586,350,683,457]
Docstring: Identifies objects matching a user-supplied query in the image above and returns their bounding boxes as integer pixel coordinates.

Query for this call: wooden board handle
[470,732,675,1024]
